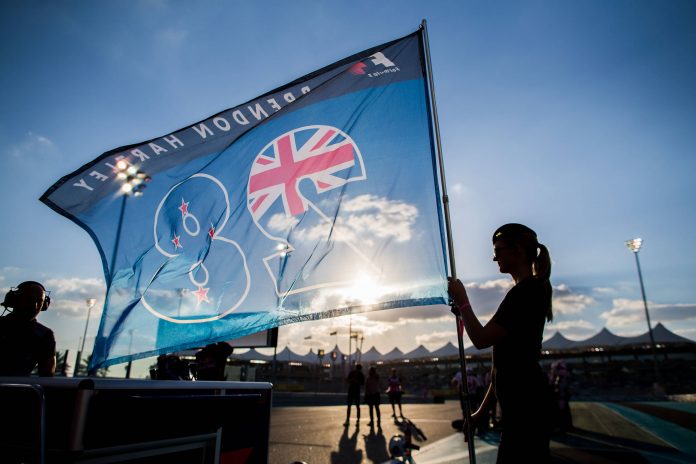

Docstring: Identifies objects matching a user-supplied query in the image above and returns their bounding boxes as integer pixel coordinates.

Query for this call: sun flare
[348,272,382,305]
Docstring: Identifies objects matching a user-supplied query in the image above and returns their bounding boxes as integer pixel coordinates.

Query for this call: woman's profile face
[493,240,521,274]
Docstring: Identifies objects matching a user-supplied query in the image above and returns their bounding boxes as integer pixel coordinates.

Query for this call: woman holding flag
[449,223,553,463]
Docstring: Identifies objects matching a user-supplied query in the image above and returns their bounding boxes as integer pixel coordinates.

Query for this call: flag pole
[421,19,477,461]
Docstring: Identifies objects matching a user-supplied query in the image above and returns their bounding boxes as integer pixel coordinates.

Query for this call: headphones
[1,281,51,312]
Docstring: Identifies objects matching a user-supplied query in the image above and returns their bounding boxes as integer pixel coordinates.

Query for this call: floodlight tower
[625,238,664,394]
[75,298,97,376]
[88,161,150,377]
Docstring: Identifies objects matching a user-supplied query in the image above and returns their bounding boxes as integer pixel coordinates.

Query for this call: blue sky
[1,1,695,375]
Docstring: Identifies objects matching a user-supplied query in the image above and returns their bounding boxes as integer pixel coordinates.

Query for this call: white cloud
[553,293,595,315]
[7,132,57,159]
[600,299,696,328]
[0,266,21,273]
[674,327,696,341]
[463,279,513,316]
[593,286,617,294]
[266,213,299,232]
[450,183,464,197]
[361,305,451,324]
[546,319,596,332]
[469,279,514,291]
[393,314,453,326]
[458,280,596,319]
[415,331,456,348]
[292,194,418,246]
[42,277,106,319]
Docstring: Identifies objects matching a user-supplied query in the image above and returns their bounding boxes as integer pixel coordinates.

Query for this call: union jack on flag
[247,125,365,222]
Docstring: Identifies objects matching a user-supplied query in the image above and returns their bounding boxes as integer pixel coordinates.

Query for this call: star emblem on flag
[172,234,182,249]
[193,285,210,304]
[178,198,189,216]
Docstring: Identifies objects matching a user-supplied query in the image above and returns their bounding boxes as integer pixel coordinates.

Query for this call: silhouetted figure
[549,359,573,432]
[330,424,362,463]
[386,368,404,418]
[153,354,192,380]
[0,281,55,376]
[390,417,426,463]
[451,367,484,433]
[194,342,233,380]
[344,363,365,426]
[363,425,389,464]
[450,223,554,463]
[364,366,381,428]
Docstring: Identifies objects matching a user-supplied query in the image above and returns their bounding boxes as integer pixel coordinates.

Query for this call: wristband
[458,303,472,312]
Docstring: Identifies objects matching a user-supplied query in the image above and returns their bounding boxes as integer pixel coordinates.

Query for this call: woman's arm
[448,277,507,349]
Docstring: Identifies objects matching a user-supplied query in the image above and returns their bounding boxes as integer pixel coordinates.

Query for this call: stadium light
[625,238,664,395]
[75,298,97,376]
[125,329,134,379]
[625,238,643,253]
[115,162,151,197]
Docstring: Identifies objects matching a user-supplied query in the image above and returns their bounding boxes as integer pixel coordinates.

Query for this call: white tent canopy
[171,324,693,364]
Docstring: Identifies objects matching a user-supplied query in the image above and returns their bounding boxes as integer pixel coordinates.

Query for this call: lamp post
[110,161,150,276]
[348,315,352,369]
[330,350,337,382]
[125,329,134,379]
[316,349,325,394]
[88,161,150,377]
[625,238,664,394]
[329,330,338,349]
[176,288,189,318]
[75,298,97,376]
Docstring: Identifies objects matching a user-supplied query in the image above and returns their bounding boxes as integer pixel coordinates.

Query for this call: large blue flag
[41,29,448,369]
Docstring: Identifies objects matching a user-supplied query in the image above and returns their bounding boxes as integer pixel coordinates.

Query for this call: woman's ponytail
[534,243,553,321]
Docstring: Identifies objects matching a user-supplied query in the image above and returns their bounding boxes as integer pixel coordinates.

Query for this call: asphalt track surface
[269,401,696,464]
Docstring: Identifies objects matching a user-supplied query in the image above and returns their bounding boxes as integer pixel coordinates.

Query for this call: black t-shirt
[0,315,56,376]
[490,278,552,459]
[490,278,549,405]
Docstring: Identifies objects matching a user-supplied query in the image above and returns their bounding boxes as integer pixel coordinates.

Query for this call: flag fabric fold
[41,28,449,369]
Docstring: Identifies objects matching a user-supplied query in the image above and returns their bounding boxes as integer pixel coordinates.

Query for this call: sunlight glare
[349,272,382,305]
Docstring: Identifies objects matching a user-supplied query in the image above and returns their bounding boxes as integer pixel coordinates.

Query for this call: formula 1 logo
[349,52,400,77]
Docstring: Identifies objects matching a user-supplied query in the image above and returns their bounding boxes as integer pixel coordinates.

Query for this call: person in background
[0,281,56,376]
[195,342,234,380]
[152,354,192,380]
[386,368,404,418]
[364,366,382,428]
[449,223,554,463]
[549,359,573,432]
[451,367,481,409]
[451,367,483,434]
[344,363,365,426]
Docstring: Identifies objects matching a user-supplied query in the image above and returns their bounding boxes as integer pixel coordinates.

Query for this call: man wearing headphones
[0,281,56,376]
